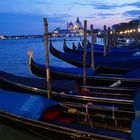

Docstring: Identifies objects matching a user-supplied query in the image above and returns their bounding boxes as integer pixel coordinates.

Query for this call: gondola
[0,89,138,140]
[64,41,105,53]
[72,42,77,50]
[82,41,140,53]
[29,52,131,79]
[63,41,139,56]
[28,50,140,86]
[78,42,83,49]
[50,40,140,69]
[0,71,136,109]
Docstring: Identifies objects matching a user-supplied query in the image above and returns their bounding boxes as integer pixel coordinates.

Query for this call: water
[0,37,83,140]
[0,37,79,76]
[0,37,138,140]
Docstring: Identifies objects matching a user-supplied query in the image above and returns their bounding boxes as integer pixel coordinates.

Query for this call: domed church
[67,17,83,31]
[52,17,84,37]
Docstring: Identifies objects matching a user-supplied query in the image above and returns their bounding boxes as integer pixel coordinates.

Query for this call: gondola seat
[57,117,74,123]
[41,109,61,120]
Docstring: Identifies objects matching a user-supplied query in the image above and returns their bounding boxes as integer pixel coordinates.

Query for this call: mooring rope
[112,106,118,126]
[85,103,93,128]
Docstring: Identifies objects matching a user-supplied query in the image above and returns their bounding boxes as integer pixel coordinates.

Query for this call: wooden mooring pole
[43,18,51,99]
[83,20,87,86]
[104,25,107,56]
[91,24,95,71]
[107,27,111,52]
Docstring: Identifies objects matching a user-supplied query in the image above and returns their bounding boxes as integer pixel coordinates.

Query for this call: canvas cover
[0,90,58,120]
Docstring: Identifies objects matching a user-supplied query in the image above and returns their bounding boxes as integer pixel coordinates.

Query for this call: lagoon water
[0,37,78,76]
[0,37,89,140]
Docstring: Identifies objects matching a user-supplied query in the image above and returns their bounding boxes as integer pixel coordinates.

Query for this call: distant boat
[63,41,139,55]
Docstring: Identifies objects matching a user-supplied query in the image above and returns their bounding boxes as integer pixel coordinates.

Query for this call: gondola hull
[50,41,140,69]
[28,55,140,88]
[0,91,134,140]
[0,71,136,109]
[63,42,139,56]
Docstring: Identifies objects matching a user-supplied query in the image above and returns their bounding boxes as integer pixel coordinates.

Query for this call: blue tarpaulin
[0,90,58,120]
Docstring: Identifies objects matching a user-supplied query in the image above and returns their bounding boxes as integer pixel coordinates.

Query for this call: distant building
[52,17,84,37]
[67,17,83,31]
[0,35,5,39]
[112,18,140,35]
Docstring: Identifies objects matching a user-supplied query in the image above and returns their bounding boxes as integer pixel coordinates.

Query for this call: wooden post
[112,29,115,47]
[107,27,111,52]
[104,25,107,56]
[90,24,95,71]
[83,20,87,86]
[44,18,51,99]
[115,31,118,47]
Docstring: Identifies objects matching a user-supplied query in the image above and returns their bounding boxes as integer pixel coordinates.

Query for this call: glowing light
[124,30,128,33]
[138,28,140,33]
[120,31,123,34]
[98,32,101,35]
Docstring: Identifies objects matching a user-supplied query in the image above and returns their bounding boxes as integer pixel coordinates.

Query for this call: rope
[112,106,117,126]
[59,103,85,115]
[60,102,94,128]
[84,103,93,128]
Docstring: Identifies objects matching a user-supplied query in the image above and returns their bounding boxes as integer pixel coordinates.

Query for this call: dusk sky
[0,0,140,35]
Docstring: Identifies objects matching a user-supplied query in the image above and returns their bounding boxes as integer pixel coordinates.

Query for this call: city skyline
[0,0,140,35]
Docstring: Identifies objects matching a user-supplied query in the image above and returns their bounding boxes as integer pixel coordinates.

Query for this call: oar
[43,18,51,99]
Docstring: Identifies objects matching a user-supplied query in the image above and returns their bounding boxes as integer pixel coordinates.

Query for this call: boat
[50,40,140,69]
[28,50,140,86]
[63,41,104,53]
[0,89,137,140]
[72,42,77,50]
[63,40,139,56]
[78,42,83,49]
[29,52,131,79]
[0,71,135,109]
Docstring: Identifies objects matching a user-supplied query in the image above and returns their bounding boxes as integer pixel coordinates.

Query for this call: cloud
[47,14,72,23]
[73,2,92,6]
[124,10,140,16]
[98,13,114,17]
[93,3,118,10]
[73,1,140,10]
[123,1,140,8]
[85,13,114,19]
[0,12,71,35]
[73,1,118,10]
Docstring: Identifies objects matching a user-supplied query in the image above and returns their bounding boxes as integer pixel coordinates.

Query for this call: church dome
[68,22,74,30]
[74,17,82,30]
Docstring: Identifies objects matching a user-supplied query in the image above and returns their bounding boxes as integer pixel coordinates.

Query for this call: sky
[0,0,139,35]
